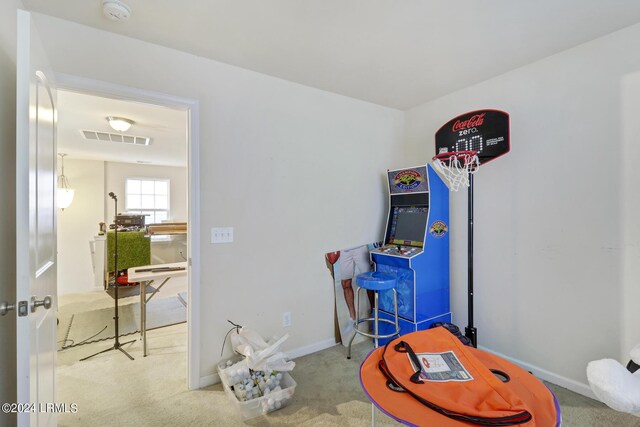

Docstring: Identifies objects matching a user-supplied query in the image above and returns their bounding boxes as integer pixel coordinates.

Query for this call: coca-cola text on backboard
[435,110,510,166]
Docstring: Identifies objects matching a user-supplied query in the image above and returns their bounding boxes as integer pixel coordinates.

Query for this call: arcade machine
[371,164,451,343]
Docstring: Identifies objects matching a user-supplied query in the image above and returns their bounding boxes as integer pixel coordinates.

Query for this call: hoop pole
[466,173,478,348]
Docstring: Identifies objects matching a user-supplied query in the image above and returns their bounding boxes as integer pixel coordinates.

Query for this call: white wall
[404,23,640,395]
[57,159,188,295]
[57,159,104,295]
[0,2,21,424]
[33,13,405,381]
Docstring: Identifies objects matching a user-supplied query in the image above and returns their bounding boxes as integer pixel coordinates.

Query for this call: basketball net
[432,150,480,191]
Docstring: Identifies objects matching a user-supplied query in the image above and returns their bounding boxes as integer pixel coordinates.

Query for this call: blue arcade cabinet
[371,164,451,343]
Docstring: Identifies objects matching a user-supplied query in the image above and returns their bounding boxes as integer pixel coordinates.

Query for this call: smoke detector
[102,0,131,22]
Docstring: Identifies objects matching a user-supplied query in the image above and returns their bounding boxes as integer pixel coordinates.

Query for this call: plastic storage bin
[217,356,297,420]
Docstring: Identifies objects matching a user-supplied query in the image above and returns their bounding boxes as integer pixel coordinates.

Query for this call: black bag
[429,322,473,346]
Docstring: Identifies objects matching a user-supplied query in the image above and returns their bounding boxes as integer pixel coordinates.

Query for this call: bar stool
[347,271,401,359]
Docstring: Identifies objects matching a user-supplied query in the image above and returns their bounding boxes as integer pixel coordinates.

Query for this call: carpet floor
[105,284,157,299]
[55,283,640,426]
[58,296,186,350]
[55,330,640,427]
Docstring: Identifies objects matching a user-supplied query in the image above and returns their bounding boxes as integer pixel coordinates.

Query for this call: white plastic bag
[231,327,295,372]
[231,327,270,357]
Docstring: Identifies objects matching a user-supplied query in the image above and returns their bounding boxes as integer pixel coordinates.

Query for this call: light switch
[211,227,234,244]
[223,227,234,243]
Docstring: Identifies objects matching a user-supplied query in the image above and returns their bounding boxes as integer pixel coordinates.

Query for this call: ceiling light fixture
[57,153,75,210]
[107,116,134,132]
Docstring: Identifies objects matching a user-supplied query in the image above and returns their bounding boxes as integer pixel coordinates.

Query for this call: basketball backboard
[435,110,510,165]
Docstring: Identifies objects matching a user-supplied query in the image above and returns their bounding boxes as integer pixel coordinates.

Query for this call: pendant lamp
[57,153,75,210]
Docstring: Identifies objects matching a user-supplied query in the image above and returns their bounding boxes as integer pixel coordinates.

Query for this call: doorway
[52,74,201,417]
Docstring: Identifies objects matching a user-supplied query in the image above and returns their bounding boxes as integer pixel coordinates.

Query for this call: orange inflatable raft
[360,327,561,426]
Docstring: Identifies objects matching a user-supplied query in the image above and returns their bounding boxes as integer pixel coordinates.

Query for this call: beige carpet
[55,285,640,426]
[58,296,186,350]
[56,331,396,427]
[105,284,156,299]
[55,329,640,426]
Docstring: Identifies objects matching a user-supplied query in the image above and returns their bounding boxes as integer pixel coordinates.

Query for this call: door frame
[53,73,201,389]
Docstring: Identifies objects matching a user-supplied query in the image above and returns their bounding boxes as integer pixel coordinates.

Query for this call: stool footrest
[354,317,400,340]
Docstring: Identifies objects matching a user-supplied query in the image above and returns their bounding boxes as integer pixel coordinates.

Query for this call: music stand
[81,192,135,361]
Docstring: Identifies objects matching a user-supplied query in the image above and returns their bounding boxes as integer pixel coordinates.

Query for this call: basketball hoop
[432,150,480,191]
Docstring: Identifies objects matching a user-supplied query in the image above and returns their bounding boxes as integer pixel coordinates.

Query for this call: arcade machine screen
[387,207,429,247]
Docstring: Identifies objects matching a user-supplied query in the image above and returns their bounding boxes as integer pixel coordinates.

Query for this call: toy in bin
[218,357,296,419]
[218,327,296,419]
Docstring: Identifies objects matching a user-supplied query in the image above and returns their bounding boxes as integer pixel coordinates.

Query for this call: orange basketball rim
[360,328,561,426]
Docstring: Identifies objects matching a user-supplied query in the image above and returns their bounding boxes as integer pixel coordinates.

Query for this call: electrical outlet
[282,312,291,327]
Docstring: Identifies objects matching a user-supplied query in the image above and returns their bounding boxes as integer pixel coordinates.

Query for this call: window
[125,178,170,225]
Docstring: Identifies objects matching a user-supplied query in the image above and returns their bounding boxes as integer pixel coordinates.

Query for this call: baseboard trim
[198,338,338,388]
[286,338,338,359]
[200,372,220,388]
[479,345,596,400]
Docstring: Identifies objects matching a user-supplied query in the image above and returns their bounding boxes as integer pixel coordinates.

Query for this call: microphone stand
[81,192,135,361]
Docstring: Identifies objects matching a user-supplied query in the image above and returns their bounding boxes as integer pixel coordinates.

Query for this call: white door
[16,10,58,427]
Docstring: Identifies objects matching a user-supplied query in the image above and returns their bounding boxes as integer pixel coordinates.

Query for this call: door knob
[0,301,15,316]
[30,295,53,313]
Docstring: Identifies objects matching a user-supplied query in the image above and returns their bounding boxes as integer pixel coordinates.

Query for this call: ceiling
[23,1,640,166]
[57,90,188,167]
[22,0,640,110]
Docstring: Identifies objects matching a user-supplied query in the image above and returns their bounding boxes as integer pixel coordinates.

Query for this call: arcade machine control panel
[373,244,422,258]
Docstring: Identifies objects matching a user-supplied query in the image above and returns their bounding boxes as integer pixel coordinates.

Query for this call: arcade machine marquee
[370,164,451,342]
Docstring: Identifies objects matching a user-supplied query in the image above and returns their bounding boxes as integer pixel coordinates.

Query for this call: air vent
[81,130,151,146]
